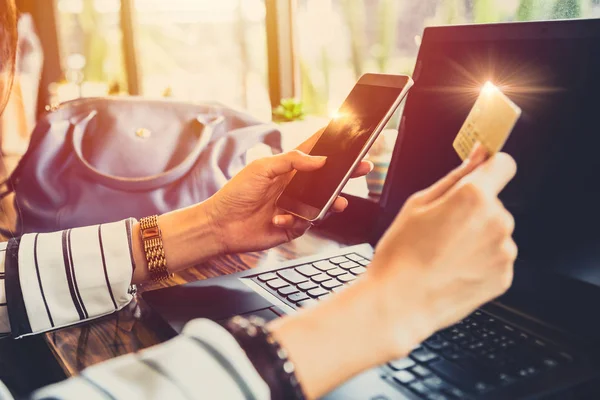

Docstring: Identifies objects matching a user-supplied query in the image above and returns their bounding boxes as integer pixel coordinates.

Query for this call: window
[49,0,600,125]
[55,0,127,102]
[296,0,600,117]
[132,0,271,120]
[54,0,271,119]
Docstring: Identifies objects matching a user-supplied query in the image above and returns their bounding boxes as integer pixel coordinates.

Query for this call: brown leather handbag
[0,97,281,236]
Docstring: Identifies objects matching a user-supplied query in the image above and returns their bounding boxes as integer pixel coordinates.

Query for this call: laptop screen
[376,20,600,291]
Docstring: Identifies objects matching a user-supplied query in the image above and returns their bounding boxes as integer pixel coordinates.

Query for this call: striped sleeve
[31,319,270,400]
[0,241,9,336]
[0,219,136,339]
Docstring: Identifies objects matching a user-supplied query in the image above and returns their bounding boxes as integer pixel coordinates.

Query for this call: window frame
[30,0,300,113]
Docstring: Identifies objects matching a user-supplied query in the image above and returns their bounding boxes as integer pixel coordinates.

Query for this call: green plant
[272,98,307,122]
[551,0,582,19]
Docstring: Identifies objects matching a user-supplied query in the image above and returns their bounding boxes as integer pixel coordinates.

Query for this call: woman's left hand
[205,129,373,254]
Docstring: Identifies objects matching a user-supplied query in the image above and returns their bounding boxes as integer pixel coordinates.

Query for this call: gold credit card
[453,82,522,160]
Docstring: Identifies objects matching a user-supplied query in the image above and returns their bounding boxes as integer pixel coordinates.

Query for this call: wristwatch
[139,215,172,282]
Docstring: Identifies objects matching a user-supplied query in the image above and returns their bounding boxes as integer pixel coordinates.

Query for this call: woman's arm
[0,219,139,338]
[0,129,371,338]
[24,146,518,400]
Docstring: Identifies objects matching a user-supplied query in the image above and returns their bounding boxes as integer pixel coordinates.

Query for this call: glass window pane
[296,0,600,198]
[297,0,600,117]
[132,0,271,120]
[55,0,127,103]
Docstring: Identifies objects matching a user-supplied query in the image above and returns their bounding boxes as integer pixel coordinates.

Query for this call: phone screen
[282,83,405,209]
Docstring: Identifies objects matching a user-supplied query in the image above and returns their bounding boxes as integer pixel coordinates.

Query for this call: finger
[288,217,312,239]
[415,142,488,204]
[330,196,349,213]
[262,150,326,178]
[350,160,373,178]
[462,152,517,197]
[296,128,326,154]
[273,214,296,228]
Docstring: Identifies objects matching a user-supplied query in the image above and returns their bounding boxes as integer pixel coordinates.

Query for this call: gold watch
[140,215,172,282]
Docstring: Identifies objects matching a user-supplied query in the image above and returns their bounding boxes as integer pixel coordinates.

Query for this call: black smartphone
[276,73,413,222]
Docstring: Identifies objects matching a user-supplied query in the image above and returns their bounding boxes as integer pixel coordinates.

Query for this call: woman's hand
[269,144,518,399]
[205,129,373,254]
[369,144,517,357]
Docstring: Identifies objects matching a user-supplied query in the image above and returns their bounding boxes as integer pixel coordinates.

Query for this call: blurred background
[3,0,599,193]
[13,0,599,119]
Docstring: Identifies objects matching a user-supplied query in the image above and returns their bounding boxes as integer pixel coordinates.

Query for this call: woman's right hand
[269,144,518,399]
[369,143,518,359]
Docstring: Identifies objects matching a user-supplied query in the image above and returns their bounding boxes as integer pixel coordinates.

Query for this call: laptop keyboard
[251,253,575,399]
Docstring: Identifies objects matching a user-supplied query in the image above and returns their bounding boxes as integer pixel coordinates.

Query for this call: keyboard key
[425,339,450,351]
[327,267,346,277]
[408,381,431,396]
[346,253,364,262]
[267,278,288,289]
[332,286,346,293]
[358,259,370,266]
[330,256,349,264]
[322,279,343,289]
[411,348,438,363]
[496,373,516,386]
[297,299,318,308]
[278,286,299,296]
[429,358,493,394]
[296,265,321,277]
[427,394,449,400]
[311,274,330,283]
[258,272,277,282]
[516,366,538,378]
[288,292,310,303]
[338,274,356,283]
[443,387,468,399]
[429,359,475,391]
[423,376,448,391]
[298,281,318,291]
[388,358,415,370]
[313,260,336,271]
[339,261,359,270]
[350,266,367,275]
[392,370,415,384]
[318,294,331,301]
[542,358,559,369]
[441,348,466,361]
[308,287,329,298]
[278,269,309,284]
[412,365,432,377]
[474,382,494,394]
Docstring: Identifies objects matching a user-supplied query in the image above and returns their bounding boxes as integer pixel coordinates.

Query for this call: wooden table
[44,229,361,376]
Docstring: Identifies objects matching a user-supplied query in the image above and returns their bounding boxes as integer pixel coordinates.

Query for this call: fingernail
[312,155,327,162]
[273,216,284,226]
[465,142,487,164]
[468,142,482,158]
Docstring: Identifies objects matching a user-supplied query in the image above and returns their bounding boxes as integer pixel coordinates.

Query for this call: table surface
[44,229,361,376]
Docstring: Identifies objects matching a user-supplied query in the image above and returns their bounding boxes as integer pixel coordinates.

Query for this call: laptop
[143,19,600,399]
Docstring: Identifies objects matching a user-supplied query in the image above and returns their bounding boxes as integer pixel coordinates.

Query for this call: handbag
[0,97,282,236]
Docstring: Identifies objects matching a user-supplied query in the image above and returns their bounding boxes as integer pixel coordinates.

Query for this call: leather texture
[1,97,282,234]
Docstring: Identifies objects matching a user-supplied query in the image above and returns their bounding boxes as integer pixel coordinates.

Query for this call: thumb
[414,142,488,205]
[261,150,326,178]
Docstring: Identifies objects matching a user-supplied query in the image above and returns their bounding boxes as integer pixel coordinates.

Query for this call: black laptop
[143,19,600,399]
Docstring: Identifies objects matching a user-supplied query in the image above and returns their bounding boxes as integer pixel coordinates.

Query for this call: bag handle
[70,110,224,191]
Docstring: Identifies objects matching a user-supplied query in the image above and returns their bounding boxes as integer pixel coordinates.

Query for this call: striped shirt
[0,219,270,399]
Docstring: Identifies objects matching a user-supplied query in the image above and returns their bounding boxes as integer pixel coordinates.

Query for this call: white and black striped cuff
[32,319,270,400]
[0,241,9,335]
[2,218,137,338]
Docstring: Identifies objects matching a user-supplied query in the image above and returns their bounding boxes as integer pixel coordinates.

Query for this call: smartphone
[277,73,413,222]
